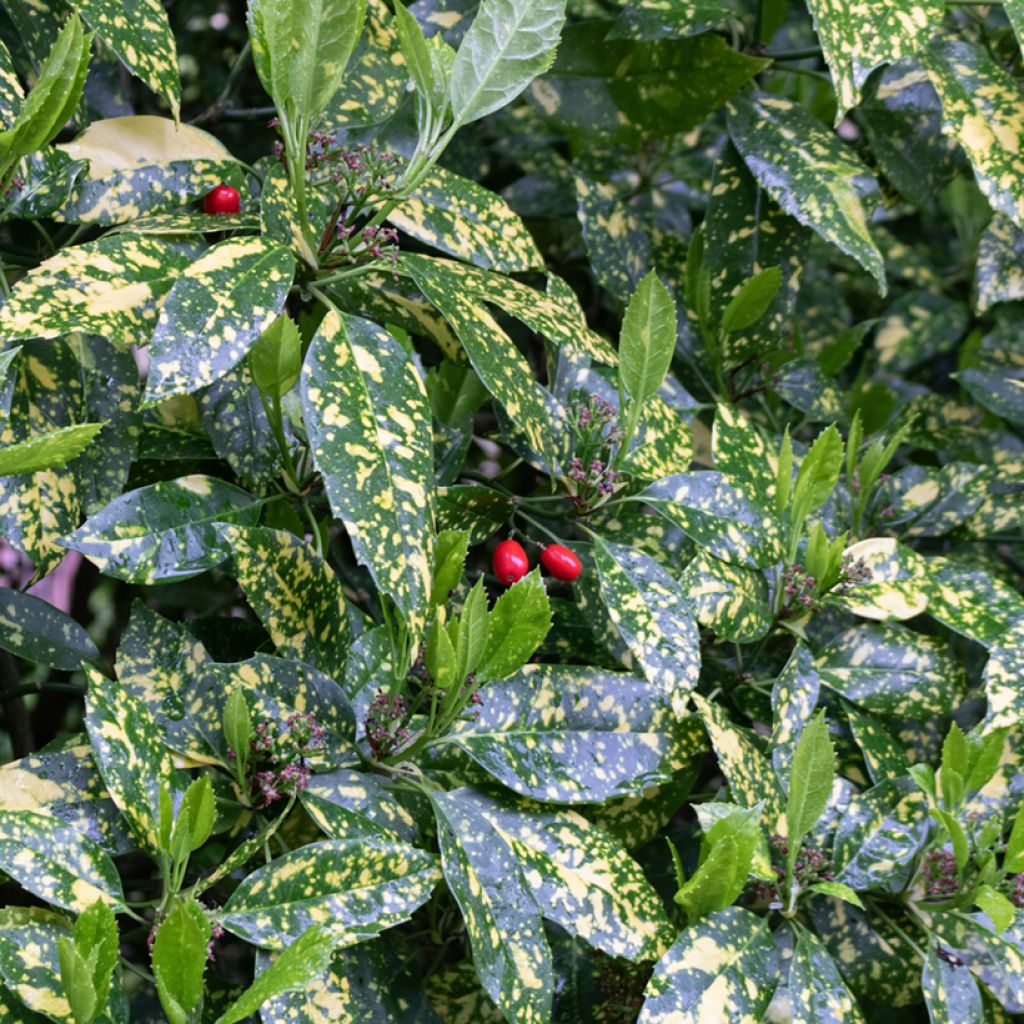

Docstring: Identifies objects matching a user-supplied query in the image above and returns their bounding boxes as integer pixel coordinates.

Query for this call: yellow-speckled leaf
[804,0,943,122]
[712,403,777,515]
[302,769,419,843]
[607,0,736,40]
[981,637,1024,732]
[221,838,439,949]
[398,254,615,363]
[976,215,1024,313]
[84,665,182,855]
[692,694,784,830]
[789,928,866,1023]
[637,470,783,568]
[454,787,672,960]
[426,962,503,1024]
[405,257,569,471]
[922,39,1024,227]
[594,540,700,717]
[727,94,885,292]
[70,0,180,115]
[110,209,259,235]
[429,788,553,1024]
[62,474,261,583]
[0,584,98,669]
[0,809,123,913]
[300,310,435,622]
[680,550,772,644]
[829,538,929,621]
[0,743,133,853]
[639,907,778,1023]
[0,38,22,129]
[217,525,350,680]
[926,558,1024,649]
[770,643,821,782]
[144,236,295,403]
[390,165,543,272]
[438,664,705,803]
[0,234,194,347]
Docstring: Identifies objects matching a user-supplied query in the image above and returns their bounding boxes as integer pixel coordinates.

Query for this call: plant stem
[191,40,252,125]
[766,46,823,60]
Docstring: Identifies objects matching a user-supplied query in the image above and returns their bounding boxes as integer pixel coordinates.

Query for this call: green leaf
[921,946,984,1024]
[144,236,295,403]
[806,881,863,908]
[393,0,437,107]
[436,663,704,803]
[0,809,123,913]
[0,586,98,669]
[719,267,782,335]
[172,775,215,855]
[84,664,182,855]
[217,926,336,1024]
[594,539,700,716]
[73,0,181,115]
[785,711,835,862]
[391,168,545,273]
[249,315,301,398]
[788,929,866,1023]
[432,529,470,605]
[0,422,103,476]
[637,471,783,568]
[62,475,261,583]
[475,568,551,681]
[957,370,1024,428]
[639,907,778,1023]
[804,0,942,122]
[0,909,80,1023]
[976,885,1017,935]
[217,524,351,680]
[619,269,677,405]
[428,788,554,1024]
[71,901,117,1016]
[449,0,567,127]
[300,310,435,624]
[248,0,367,123]
[922,39,1024,227]
[57,937,97,1024]
[0,234,193,347]
[607,0,737,40]
[152,898,209,1024]
[790,424,843,528]
[1006,805,1024,872]
[221,838,439,949]
[727,94,885,292]
[403,255,567,471]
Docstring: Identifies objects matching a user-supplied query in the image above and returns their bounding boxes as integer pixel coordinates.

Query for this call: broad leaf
[789,929,866,1023]
[0,586,98,669]
[785,712,835,860]
[475,568,551,681]
[619,270,677,404]
[680,551,772,644]
[151,898,209,1024]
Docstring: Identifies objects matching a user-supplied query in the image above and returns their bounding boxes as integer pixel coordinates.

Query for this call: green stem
[513,507,564,546]
[259,388,302,493]
[190,40,252,125]
[314,261,386,289]
[766,46,823,60]
[0,681,85,701]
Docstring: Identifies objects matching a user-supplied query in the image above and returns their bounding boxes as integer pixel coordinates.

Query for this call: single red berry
[541,544,582,582]
[493,539,529,585]
[204,184,240,215]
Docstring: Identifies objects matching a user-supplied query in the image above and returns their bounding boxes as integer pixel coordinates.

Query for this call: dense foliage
[1,0,1024,1021]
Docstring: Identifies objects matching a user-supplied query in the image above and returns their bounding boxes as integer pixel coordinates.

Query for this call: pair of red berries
[493,539,581,584]
[203,183,241,215]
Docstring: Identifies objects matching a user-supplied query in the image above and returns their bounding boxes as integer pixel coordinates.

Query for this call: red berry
[540,544,582,582]
[493,539,529,585]
[204,184,240,215]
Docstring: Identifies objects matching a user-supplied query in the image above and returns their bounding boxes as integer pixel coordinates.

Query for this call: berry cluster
[922,849,959,898]
[365,690,411,759]
[565,391,623,510]
[493,539,582,585]
[240,713,325,808]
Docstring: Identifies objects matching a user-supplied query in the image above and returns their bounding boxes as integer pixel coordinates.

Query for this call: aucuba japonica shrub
[1,0,1024,1020]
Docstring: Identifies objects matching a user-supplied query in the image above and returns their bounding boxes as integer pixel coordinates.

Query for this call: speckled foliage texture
[2,2,1024,1023]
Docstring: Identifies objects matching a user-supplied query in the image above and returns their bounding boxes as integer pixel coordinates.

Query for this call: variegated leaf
[712,407,776,497]
[770,643,821,782]
[639,907,778,1023]
[637,471,783,569]
[788,928,866,1024]
[217,525,350,680]
[977,215,1024,312]
[922,39,1024,227]
[426,961,503,1024]
[221,838,439,949]
[404,254,568,472]
[921,945,984,1024]
[62,474,261,583]
[727,94,885,291]
[874,289,968,373]
[429,788,554,1024]
[452,788,672,960]
[437,484,514,544]
[0,37,22,127]
[607,0,736,40]
[829,538,929,621]
[981,639,1024,733]
[144,237,295,403]
[70,0,180,114]
[845,706,909,786]
[0,234,194,348]
[680,550,772,643]
[705,144,809,368]
[300,310,435,622]
[804,0,943,122]
[0,586,98,669]
[925,557,1024,648]
[594,539,700,716]
[390,166,544,273]
[815,622,965,718]
[0,809,123,913]
[435,664,704,803]
[84,665,182,855]
[302,769,420,843]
